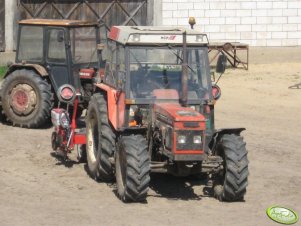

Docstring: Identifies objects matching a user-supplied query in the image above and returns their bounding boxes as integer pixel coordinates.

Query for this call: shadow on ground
[148,173,212,201]
[289,82,301,89]
[49,148,213,201]
[50,151,81,168]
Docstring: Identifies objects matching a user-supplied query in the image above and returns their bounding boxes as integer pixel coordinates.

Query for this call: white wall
[160,0,301,46]
[4,0,16,51]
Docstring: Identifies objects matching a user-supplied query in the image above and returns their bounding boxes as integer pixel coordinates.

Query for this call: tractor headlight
[57,84,76,104]
[177,135,186,144]
[193,135,202,144]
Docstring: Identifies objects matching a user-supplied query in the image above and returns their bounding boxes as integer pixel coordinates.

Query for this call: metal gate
[0,0,5,51]
[18,0,154,30]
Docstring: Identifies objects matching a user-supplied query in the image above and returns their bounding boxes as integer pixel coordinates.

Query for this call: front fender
[4,63,48,79]
[208,128,246,150]
[94,83,125,131]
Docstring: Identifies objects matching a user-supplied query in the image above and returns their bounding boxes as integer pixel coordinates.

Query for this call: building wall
[0,0,5,51]
[161,0,301,46]
[2,0,301,51]
[4,0,16,52]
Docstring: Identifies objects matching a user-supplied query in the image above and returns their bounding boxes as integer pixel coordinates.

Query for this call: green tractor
[0,19,102,127]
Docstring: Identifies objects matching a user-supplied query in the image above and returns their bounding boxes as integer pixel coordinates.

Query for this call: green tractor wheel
[1,69,52,128]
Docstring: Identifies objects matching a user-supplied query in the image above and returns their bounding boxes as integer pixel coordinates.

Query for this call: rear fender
[209,128,246,150]
[4,64,48,79]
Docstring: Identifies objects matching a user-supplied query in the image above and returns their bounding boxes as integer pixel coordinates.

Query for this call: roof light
[196,34,205,42]
[132,34,140,42]
[189,17,196,29]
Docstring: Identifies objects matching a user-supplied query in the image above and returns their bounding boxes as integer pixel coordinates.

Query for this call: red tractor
[51,25,249,202]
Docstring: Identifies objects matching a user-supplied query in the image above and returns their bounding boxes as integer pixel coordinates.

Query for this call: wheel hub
[10,84,37,116]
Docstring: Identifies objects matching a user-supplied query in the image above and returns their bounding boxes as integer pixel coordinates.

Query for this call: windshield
[70,27,97,64]
[129,47,210,102]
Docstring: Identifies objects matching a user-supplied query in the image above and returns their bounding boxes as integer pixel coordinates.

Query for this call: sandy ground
[0,47,301,226]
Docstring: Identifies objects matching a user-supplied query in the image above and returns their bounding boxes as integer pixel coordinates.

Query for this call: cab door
[46,28,72,93]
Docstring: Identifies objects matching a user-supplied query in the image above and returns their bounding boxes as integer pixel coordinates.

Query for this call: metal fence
[18,0,154,30]
[0,0,5,51]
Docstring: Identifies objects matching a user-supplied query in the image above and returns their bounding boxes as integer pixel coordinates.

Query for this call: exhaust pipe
[181,31,188,107]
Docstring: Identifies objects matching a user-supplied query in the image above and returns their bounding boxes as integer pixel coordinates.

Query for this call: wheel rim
[87,111,98,164]
[116,147,126,197]
[119,142,127,189]
[9,84,37,116]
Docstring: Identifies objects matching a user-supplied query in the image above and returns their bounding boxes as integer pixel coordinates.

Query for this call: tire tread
[1,69,52,128]
[117,135,150,202]
[214,134,249,201]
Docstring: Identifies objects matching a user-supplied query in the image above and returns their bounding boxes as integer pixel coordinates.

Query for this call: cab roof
[108,26,209,45]
[19,19,98,27]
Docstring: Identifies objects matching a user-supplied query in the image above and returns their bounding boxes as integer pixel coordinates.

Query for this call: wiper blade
[167,44,196,73]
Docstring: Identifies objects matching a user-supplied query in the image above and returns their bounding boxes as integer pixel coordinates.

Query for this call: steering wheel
[189,80,207,98]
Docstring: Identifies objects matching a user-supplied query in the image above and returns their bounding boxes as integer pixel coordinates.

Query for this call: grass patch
[0,66,8,80]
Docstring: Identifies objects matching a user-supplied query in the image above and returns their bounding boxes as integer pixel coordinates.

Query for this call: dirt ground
[0,47,301,226]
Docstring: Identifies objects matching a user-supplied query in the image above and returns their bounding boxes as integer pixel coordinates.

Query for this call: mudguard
[94,83,125,130]
[209,128,246,150]
[0,64,48,106]
[4,63,48,79]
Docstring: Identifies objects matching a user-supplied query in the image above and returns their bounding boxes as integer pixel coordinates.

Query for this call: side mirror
[216,54,227,74]
[57,30,64,43]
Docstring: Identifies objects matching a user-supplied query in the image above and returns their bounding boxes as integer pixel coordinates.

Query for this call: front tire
[116,135,150,202]
[213,134,249,201]
[86,93,115,181]
[1,69,52,128]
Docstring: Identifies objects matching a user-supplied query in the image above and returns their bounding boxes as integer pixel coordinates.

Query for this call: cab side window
[104,40,117,87]
[117,44,126,90]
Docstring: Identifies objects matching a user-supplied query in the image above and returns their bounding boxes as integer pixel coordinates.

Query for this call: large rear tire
[1,69,52,128]
[116,135,150,202]
[213,134,249,201]
[86,93,115,181]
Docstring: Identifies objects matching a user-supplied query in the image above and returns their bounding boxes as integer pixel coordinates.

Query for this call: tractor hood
[154,103,205,124]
